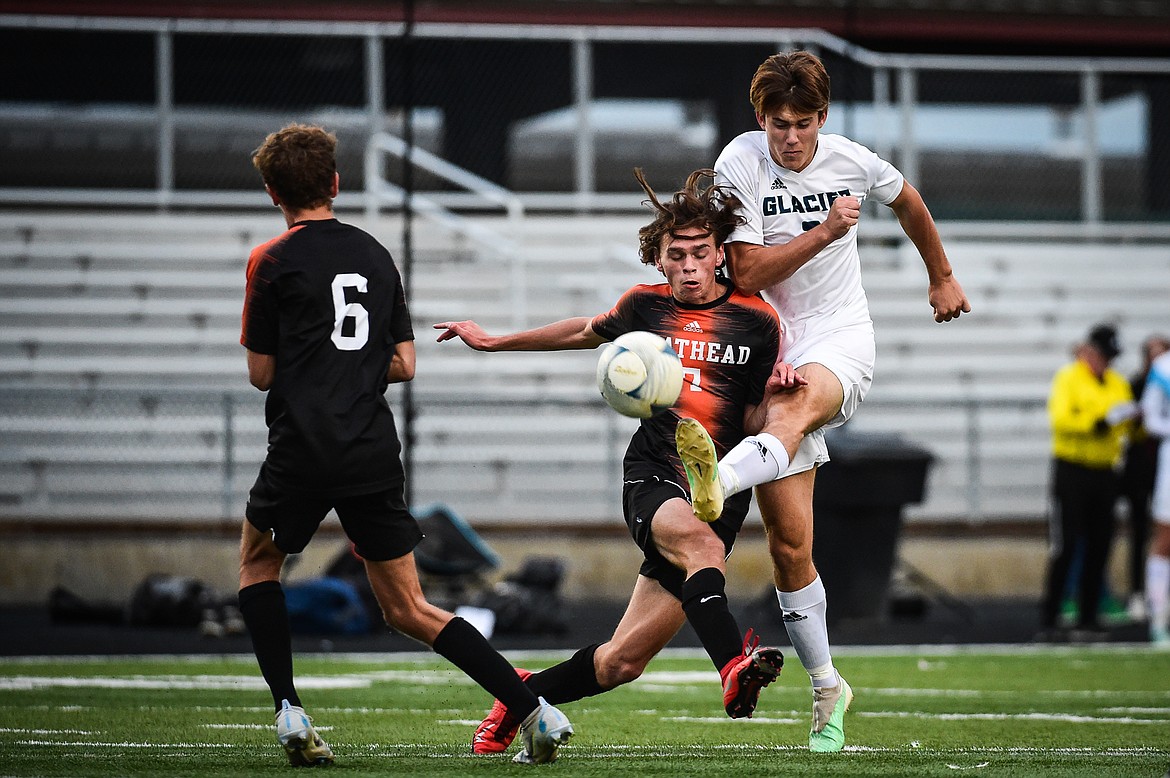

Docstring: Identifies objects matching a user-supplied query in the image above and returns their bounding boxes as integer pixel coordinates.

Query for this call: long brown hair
[634,168,745,266]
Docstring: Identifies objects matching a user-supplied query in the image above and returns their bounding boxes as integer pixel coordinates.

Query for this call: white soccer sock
[718,433,789,496]
[1147,554,1170,632]
[776,576,835,687]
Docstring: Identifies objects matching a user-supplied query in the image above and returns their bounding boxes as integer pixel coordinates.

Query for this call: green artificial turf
[1,645,1168,776]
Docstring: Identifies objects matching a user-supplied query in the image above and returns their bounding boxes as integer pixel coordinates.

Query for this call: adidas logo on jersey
[770,177,786,190]
[683,320,703,333]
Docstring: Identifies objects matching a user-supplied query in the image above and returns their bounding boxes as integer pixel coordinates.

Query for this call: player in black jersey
[237,124,572,767]
[435,169,803,755]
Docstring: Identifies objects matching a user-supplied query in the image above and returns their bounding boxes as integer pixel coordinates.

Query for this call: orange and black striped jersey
[591,281,781,478]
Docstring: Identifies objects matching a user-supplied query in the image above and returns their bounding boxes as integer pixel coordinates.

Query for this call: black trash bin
[812,428,933,621]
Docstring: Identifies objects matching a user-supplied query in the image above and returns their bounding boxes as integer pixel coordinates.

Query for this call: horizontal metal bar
[2,14,1168,74]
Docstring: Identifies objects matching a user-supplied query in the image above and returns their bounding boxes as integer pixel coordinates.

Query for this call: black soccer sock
[432,617,541,718]
[527,643,606,705]
[681,567,744,672]
[238,580,300,711]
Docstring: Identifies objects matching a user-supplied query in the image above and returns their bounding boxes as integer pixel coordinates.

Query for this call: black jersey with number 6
[241,218,414,497]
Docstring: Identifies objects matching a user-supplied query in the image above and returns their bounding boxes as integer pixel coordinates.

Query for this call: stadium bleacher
[1,211,1169,526]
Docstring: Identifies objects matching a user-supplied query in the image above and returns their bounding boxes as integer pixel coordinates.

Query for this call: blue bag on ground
[283,577,370,635]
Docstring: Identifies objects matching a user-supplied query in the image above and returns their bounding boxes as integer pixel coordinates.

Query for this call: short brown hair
[251,123,337,211]
[749,51,831,118]
[634,168,745,266]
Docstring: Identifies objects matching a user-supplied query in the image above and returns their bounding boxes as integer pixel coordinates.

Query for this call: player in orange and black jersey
[237,124,573,768]
[592,281,780,513]
[436,169,803,755]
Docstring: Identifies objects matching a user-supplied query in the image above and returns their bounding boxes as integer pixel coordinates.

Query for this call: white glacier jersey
[715,131,904,358]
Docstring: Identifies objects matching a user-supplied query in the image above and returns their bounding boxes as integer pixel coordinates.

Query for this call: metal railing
[363,131,534,327]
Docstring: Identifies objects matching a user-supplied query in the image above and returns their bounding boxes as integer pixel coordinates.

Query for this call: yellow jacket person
[1040,323,1138,639]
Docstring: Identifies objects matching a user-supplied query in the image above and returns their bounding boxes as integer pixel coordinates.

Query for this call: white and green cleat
[809,675,853,753]
[675,418,724,523]
[512,697,574,765]
[275,699,334,767]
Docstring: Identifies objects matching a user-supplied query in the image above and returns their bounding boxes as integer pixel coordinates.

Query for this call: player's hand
[765,361,809,393]
[822,195,861,239]
[433,320,494,350]
[928,276,972,323]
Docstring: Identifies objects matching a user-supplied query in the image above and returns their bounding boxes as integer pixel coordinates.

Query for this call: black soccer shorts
[245,466,423,562]
[621,460,748,599]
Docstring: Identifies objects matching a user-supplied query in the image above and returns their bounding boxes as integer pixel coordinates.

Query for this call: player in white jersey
[1141,350,1170,646]
[676,50,971,752]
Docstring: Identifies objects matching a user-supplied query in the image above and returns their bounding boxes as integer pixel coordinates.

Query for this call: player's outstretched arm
[888,181,972,323]
[726,196,859,295]
[433,317,606,352]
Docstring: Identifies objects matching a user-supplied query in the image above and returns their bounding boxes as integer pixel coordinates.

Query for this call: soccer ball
[596,331,684,419]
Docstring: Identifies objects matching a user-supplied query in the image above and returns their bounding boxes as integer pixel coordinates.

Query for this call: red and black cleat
[471,668,533,754]
[719,628,785,718]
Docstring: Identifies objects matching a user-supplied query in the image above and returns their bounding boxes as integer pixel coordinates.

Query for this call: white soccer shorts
[774,323,875,479]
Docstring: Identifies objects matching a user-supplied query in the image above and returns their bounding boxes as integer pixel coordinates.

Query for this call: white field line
[649,643,1170,659]
[0,675,367,690]
[1102,706,1170,713]
[1,642,1164,666]
[858,710,1170,725]
[2,667,1168,704]
[0,668,477,691]
[201,723,272,730]
[658,711,1169,726]
[865,687,1170,699]
[13,740,240,748]
[660,714,806,724]
[0,650,449,665]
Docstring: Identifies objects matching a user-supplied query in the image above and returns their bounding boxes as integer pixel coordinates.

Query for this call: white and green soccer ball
[596,331,684,419]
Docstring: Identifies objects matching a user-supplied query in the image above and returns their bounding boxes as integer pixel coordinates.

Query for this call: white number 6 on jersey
[331,273,370,350]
